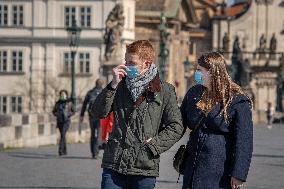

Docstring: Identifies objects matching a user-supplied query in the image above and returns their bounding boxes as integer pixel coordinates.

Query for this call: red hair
[126,40,154,62]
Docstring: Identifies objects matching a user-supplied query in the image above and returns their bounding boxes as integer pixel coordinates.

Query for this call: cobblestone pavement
[0,124,283,189]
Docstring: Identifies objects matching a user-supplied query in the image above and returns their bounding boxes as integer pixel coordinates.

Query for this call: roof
[215,0,251,19]
[136,0,181,18]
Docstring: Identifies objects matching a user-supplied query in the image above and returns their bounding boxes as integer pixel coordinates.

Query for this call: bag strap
[190,115,205,136]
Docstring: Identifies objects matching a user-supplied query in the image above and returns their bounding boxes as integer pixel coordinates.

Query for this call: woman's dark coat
[180,84,253,189]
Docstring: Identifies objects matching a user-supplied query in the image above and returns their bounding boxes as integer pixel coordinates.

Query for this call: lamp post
[66,20,81,111]
[183,56,192,90]
[183,56,191,72]
[276,54,284,112]
[158,12,169,81]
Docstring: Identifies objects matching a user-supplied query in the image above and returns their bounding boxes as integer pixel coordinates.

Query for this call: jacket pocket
[134,145,158,170]
[103,139,121,164]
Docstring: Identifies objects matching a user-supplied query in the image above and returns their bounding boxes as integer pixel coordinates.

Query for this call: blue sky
[227,0,235,6]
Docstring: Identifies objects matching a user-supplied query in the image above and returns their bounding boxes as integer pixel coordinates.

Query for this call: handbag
[173,116,204,176]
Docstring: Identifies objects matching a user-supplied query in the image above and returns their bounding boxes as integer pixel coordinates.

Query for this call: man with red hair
[90,40,184,189]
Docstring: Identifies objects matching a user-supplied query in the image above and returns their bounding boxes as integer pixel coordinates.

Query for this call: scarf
[125,63,158,102]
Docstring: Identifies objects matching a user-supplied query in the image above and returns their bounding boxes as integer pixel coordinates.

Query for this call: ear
[144,61,152,68]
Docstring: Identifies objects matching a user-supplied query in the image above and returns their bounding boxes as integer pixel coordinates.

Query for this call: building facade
[212,0,284,121]
[135,0,216,101]
[0,0,135,114]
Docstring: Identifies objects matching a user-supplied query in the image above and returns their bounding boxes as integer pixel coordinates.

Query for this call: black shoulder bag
[173,116,204,177]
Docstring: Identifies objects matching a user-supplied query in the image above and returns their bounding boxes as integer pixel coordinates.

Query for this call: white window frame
[0,96,8,114]
[79,52,90,74]
[10,96,22,113]
[64,6,92,28]
[11,50,23,72]
[63,52,72,73]
[64,6,76,27]
[0,4,8,26]
[80,6,91,28]
[12,5,23,26]
[0,50,8,72]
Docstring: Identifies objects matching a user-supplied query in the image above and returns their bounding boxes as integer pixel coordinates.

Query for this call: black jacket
[80,87,103,118]
[181,84,253,189]
[52,99,74,127]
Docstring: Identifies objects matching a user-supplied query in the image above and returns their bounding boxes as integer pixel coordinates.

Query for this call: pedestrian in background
[181,52,253,189]
[90,40,184,189]
[266,102,274,129]
[52,90,74,156]
[80,79,104,159]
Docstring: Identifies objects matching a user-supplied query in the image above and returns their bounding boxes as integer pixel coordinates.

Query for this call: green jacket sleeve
[89,82,117,119]
[146,84,184,156]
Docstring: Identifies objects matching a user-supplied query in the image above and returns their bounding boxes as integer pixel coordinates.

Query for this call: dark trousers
[58,122,70,155]
[89,118,100,156]
[101,168,156,189]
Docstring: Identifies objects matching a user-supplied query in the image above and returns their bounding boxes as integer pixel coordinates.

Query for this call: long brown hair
[196,52,251,122]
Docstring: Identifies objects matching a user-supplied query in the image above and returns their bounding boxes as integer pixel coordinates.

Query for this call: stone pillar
[30,43,45,113]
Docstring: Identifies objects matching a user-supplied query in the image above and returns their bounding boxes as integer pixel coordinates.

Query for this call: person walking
[89,40,184,189]
[180,52,253,189]
[266,102,274,129]
[52,90,74,156]
[80,79,104,159]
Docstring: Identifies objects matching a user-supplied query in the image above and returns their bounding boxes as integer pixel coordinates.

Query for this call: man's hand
[111,64,127,89]
[231,177,243,189]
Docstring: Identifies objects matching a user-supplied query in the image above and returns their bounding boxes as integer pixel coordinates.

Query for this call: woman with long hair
[181,52,253,189]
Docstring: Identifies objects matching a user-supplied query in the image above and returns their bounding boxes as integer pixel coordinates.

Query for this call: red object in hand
[100,112,114,142]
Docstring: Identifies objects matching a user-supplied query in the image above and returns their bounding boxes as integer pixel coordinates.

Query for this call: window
[63,52,72,73]
[12,5,24,26]
[0,96,7,114]
[0,51,7,72]
[65,6,76,27]
[79,52,90,73]
[12,51,23,72]
[11,96,22,113]
[80,7,91,27]
[0,5,8,26]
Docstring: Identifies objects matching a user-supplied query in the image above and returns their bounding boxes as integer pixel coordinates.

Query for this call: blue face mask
[194,70,204,85]
[126,66,139,79]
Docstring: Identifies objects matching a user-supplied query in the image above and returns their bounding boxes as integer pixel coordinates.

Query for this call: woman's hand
[231,177,243,189]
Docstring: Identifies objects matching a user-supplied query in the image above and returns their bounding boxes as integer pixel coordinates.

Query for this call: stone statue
[231,36,243,85]
[104,3,125,61]
[270,33,277,59]
[259,34,266,59]
[259,34,266,50]
[241,58,251,87]
[222,32,229,52]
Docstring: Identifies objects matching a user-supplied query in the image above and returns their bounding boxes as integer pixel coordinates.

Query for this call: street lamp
[183,56,191,72]
[66,20,82,111]
[276,54,284,112]
[158,12,169,81]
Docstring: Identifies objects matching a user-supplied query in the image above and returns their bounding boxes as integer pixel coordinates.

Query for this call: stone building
[212,0,284,122]
[135,0,216,101]
[0,0,135,114]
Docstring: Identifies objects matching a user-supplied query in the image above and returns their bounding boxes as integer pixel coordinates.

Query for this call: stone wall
[0,113,91,150]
